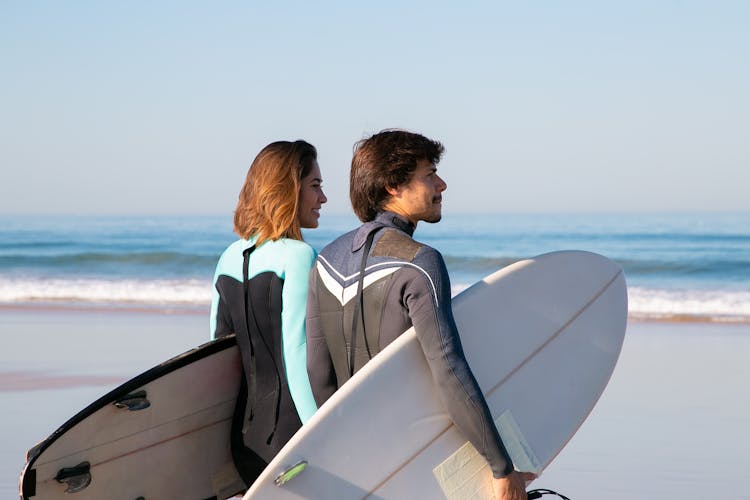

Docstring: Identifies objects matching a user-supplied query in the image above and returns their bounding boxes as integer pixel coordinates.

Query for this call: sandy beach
[2,308,749,499]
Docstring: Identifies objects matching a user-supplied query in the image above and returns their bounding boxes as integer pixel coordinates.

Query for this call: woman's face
[297,160,327,228]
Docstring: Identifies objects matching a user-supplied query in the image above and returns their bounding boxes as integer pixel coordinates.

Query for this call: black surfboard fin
[113,389,151,411]
[55,461,91,493]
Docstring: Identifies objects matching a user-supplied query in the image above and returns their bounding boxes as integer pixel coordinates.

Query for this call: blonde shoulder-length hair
[233,140,317,245]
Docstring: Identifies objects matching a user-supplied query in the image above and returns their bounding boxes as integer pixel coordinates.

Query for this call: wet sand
[2,308,748,499]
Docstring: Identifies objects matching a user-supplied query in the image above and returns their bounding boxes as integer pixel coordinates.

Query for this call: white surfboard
[244,250,628,499]
[19,335,246,500]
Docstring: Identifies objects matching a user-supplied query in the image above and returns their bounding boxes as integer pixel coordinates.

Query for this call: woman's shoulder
[259,238,316,264]
[213,239,245,280]
[218,239,245,260]
[266,237,314,253]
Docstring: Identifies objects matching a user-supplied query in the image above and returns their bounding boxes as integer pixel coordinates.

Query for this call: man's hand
[491,470,537,500]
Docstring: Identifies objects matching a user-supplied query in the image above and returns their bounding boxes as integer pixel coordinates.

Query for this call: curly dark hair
[350,130,444,222]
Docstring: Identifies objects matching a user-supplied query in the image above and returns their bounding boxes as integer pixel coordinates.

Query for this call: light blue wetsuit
[210,236,317,484]
[210,235,317,423]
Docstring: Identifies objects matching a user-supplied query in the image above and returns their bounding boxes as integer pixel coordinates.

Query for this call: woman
[209,140,327,486]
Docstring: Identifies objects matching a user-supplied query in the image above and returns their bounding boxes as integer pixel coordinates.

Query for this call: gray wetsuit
[306,211,513,478]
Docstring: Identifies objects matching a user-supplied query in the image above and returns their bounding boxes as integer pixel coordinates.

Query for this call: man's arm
[405,247,514,479]
[305,265,338,407]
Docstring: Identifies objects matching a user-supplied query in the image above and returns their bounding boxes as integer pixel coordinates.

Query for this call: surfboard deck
[244,250,628,499]
[19,335,246,500]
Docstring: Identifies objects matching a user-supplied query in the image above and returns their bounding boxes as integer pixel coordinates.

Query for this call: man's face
[386,159,447,226]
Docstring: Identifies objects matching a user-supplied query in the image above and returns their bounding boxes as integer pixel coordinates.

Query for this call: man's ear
[385,183,401,197]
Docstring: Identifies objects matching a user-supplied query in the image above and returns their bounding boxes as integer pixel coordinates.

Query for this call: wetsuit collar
[243,234,259,250]
[352,211,415,251]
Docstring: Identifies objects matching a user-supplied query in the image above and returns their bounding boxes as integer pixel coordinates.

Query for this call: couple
[210,130,532,500]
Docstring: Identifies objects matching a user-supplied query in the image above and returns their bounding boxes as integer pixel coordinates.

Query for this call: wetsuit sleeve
[210,268,220,340]
[306,264,338,407]
[210,250,233,340]
[407,247,514,478]
[280,243,318,424]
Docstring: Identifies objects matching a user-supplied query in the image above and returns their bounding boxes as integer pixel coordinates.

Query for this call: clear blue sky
[2,1,748,215]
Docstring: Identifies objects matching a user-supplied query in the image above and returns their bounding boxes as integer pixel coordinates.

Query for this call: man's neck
[381,203,417,228]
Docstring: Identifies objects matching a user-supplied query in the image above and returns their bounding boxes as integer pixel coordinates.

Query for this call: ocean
[1,212,748,322]
[2,213,749,498]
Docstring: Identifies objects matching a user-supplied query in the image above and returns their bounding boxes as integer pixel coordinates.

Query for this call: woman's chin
[300,218,319,229]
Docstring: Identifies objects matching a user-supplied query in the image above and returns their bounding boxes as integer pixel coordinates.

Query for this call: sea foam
[1,277,748,323]
[451,283,750,323]
[0,277,210,307]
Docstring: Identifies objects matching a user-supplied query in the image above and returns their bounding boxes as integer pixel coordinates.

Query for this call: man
[306,130,532,500]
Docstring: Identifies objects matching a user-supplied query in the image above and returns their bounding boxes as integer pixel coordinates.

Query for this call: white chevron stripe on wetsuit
[316,256,439,307]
